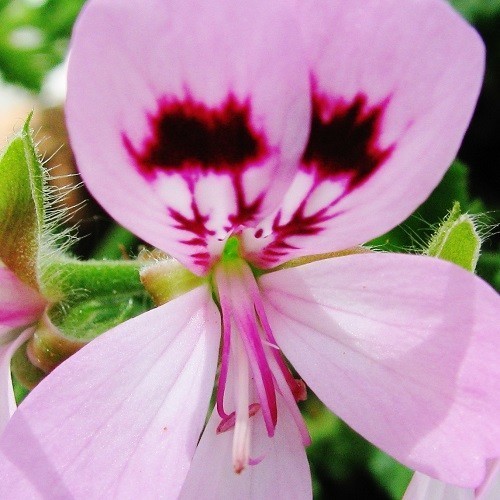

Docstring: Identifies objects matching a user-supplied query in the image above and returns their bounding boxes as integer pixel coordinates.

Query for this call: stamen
[216,403,261,434]
[242,263,307,402]
[267,347,311,447]
[216,271,232,419]
[233,304,277,437]
[262,339,280,350]
[216,264,277,437]
[232,333,250,474]
[248,456,264,466]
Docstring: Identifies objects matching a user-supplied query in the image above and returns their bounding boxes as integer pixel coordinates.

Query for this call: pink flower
[1,0,499,498]
[404,460,500,500]
[0,264,46,432]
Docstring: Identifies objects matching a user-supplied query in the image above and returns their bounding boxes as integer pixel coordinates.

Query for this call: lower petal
[0,286,220,498]
[260,253,500,486]
[180,394,312,499]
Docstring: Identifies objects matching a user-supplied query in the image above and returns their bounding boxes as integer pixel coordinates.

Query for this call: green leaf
[426,202,481,272]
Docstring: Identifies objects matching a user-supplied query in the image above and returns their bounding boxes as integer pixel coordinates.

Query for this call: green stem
[41,257,145,301]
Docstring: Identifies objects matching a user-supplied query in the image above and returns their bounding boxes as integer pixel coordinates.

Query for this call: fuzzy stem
[41,257,145,302]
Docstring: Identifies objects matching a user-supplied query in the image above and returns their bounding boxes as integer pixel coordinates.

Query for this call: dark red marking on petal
[302,92,394,189]
[257,202,332,265]
[169,201,216,268]
[123,93,269,180]
[227,175,264,230]
[252,92,394,267]
[253,199,348,267]
[123,93,271,267]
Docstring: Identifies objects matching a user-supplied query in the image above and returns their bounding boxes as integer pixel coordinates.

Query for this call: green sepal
[11,259,154,384]
[43,258,154,342]
[48,292,153,343]
[141,258,205,306]
[10,341,46,390]
[0,113,45,289]
[27,313,85,372]
[425,202,481,272]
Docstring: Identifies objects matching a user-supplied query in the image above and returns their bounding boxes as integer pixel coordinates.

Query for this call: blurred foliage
[450,0,500,20]
[0,0,84,91]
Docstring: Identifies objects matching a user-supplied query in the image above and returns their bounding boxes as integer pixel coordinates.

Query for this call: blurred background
[0,0,498,497]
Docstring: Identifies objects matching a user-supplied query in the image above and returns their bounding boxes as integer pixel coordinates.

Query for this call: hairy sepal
[426,202,481,272]
[0,114,44,289]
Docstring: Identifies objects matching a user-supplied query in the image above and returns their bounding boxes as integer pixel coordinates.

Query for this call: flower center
[213,238,310,473]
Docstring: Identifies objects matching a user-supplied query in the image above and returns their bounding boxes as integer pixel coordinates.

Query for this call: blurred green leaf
[0,0,84,91]
[450,0,500,21]
[476,251,500,289]
[368,450,413,500]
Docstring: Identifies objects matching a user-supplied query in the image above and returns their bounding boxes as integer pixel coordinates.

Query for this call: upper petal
[67,0,310,275]
[260,253,500,486]
[0,286,220,498]
[243,0,484,268]
[180,394,312,499]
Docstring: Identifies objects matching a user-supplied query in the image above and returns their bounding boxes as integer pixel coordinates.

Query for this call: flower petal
[0,266,45,334]
[67,0,310,275]
[180,394,312,498]
[0,286,220,498]
[243,0,484,268]
[403,472,474,500]
[0,329,33,433]
[260,253,500,486]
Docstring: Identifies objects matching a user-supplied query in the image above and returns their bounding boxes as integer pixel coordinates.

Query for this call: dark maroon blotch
[123,94,268,178]
[302,93,393,189]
